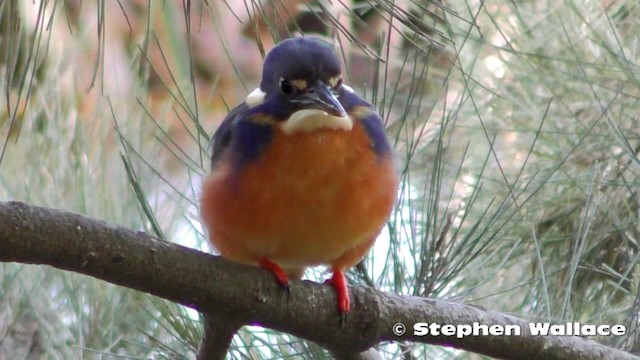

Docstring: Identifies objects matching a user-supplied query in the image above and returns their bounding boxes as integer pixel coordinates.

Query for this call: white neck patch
[280,109,353,134]
[342,84,355,93]
[245,87,266,108]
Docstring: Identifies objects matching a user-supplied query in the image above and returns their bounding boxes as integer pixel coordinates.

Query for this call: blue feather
[338,90,392,158]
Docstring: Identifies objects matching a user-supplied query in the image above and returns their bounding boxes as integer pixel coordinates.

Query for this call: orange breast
[200,120,398,271]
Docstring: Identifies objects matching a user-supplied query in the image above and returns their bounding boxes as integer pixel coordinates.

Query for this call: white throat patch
[245,87,266,108]
[280,109,353,134]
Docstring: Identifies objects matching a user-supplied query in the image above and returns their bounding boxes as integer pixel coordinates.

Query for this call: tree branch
[198,312,242,360]
[0,201,635,359]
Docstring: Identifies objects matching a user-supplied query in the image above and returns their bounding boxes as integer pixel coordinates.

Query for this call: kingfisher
[200,37,398,316]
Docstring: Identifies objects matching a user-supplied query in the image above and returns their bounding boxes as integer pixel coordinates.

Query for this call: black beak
[296,82,347,118]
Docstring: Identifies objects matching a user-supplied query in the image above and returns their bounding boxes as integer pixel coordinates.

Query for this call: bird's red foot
[259,258,291,297]
[328,270,350,321]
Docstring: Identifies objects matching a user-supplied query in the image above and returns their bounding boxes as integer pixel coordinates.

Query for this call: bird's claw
[284,282,292,301]
[339,312,348,327]
[328,270,350,324]
[260,258,292,301]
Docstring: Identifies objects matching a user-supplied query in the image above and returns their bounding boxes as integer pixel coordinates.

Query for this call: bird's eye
[280,79,294,94]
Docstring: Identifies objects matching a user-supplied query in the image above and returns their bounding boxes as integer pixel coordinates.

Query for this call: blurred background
[1,0,639,358]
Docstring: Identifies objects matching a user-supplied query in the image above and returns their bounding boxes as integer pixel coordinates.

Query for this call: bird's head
[245,37,353,134]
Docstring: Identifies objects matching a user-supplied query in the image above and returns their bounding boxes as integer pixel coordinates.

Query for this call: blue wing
[337,89,392,158]
[209,102,276,169]
[210,103,249,169]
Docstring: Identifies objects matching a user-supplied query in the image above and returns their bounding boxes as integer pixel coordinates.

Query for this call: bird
[200,36,398,316]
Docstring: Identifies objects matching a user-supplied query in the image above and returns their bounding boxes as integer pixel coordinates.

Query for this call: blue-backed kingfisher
[200,37,398,316]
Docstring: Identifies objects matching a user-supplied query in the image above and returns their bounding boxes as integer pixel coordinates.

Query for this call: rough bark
[0,201,636,359]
